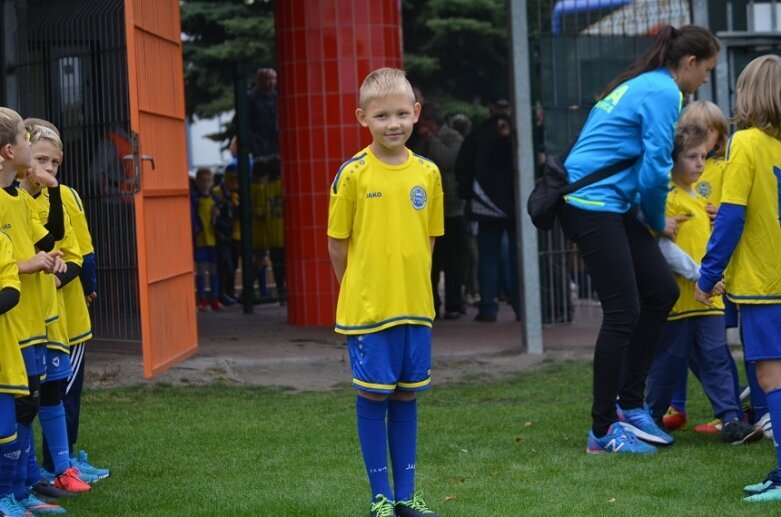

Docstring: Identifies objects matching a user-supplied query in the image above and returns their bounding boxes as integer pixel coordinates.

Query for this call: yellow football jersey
[328,147,444,335]
[0,230,28,396]
[46,291,70,354]
[721,128,781,302]
[62,276,92,345]
[252,179,284,250]
[694,157,726,207]
[61,185,94,255]
[0,187,48,347]
[665,183,724,320]
[195,194,217,247]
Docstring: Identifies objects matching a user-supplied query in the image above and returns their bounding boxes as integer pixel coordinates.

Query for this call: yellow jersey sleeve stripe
[332,152,367,194]
[65,186,84,212]
[19,335,47,347]
[69,330,93,345]
[397,378,431,389]
[352,379,396,391]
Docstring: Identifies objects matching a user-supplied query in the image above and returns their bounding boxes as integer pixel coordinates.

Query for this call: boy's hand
[50,254,67,274]
[662,215,690,240]
[705,203,718,221]
[27,164,58,188]
[85,292,98,306]
[695,280,725,306]
[20,250,55,273]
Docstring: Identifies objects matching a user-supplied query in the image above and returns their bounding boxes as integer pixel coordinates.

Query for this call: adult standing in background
[415,103,465,320]
[456,99,519,323]
[248,67,278,161]
[557,25,720,454]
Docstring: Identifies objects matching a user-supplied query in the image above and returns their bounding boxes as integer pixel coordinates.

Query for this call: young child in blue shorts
[695,55,781,502]
[192,167,223,311]
[328,68,443,517]
[644,123,762,445]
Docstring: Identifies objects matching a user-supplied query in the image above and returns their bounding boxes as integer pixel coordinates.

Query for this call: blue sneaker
[70,451,110,482]
[743,476,781,502]
[617,406,674,445]
[744,470,781,495]
[19,492,66,515]
[0,494,32,516]
[586,422,657,454]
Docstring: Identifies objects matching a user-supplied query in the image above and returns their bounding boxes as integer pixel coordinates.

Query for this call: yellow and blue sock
[356,395,391,500]
[39,403,71,475]
[388,398,417,502]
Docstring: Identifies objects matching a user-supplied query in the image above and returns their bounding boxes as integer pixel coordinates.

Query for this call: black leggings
[559,205,678,436]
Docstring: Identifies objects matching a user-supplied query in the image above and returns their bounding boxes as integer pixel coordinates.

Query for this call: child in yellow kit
[328,68,443,517]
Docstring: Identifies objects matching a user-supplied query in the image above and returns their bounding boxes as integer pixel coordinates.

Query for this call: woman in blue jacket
[559,25,720,454]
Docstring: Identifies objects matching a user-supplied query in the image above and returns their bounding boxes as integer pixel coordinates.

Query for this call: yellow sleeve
[327,168,356,240]
[0,232,21,293]
[62,186,95,255]
[428,167,445,237]
[58,212,83,266]
[24,192,49,244]
[721,132,754,207]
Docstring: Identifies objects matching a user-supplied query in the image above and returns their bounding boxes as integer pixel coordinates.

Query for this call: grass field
[54,359,774,516]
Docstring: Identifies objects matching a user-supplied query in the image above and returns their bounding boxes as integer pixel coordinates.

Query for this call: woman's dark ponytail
[598,24,719,99]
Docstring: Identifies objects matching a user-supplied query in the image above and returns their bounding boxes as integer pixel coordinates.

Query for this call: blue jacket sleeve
[80,252,97,295]
[637,89,680,232]
[697,203,745,293]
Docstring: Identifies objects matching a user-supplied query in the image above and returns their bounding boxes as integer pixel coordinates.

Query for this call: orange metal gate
[124,0,198,377]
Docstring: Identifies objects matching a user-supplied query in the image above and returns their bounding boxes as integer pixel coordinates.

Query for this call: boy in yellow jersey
[697,55,781,502]
[644,124,762,446]
[192,167,222,311]
[22,118,109,486]
[0,174,34,515]
[328,68,443,517]
[17,122,93,500]
[0,106,70,512]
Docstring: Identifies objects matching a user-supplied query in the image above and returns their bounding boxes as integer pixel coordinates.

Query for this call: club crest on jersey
[410,186,427,210]
[695,182,712,199]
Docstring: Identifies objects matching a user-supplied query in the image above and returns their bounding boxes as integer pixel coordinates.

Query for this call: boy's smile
[356,93,420,162]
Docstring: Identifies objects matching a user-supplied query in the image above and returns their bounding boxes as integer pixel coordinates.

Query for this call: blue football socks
[12,423,31,500]
[39,403,70,475]
[388,398,417,503]
[195,273,206,299]
[0,394,18,496]
[356,395,391,500]
[25,428,41,486]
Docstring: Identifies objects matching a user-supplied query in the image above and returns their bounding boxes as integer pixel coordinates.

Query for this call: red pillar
[276,0,403,325]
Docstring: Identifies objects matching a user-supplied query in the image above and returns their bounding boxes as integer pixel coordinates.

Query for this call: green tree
[402,0,509,120]
[181,0,275,120]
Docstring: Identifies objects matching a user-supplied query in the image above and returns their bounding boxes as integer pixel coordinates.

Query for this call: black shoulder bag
[527,153,639,231]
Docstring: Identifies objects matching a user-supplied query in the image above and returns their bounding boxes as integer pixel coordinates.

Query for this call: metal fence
[12,0,140,342]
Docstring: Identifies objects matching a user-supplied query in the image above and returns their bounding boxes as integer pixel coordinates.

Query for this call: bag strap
[559,156,640,196]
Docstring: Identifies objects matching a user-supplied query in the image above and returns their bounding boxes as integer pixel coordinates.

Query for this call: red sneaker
[210,298,223,311]
[197,298,209,312]
[694,418,723,434]
[662,407,688,431]
[53,467,91,493]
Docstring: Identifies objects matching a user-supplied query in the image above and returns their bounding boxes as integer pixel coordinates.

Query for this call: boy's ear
[0,143,12,161]
[355,108,368,127]
[412,102,421,123]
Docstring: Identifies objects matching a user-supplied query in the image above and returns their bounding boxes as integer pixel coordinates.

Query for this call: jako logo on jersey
[365,192,382,199]
[410,186,427,210]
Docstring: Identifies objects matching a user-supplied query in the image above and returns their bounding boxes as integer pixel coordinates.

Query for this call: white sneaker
[756,412,774,440]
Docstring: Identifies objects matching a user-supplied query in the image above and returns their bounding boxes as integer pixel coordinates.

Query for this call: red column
[276,0,403,325]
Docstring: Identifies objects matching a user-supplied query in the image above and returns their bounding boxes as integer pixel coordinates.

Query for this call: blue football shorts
[347,324,432,394]
[21,343,47,378]
[194,246,217,263]
[741,304,781,361]
[44,349,73,383]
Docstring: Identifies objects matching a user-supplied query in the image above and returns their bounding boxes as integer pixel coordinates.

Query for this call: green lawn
[57,359,773,516]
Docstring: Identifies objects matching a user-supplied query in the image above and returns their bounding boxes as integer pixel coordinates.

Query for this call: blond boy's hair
[358,68,415,109]
[679,101,729,157]
[734,54,781,140]
[24,118,63,151]
[673,123,709,160]
[0,107,23,148]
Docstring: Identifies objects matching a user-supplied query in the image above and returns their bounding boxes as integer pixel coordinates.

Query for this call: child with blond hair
[695,55,781,502]
[328,68,443,517]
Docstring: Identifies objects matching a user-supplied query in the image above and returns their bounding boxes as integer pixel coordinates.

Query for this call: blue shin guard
[39,403,70,475]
